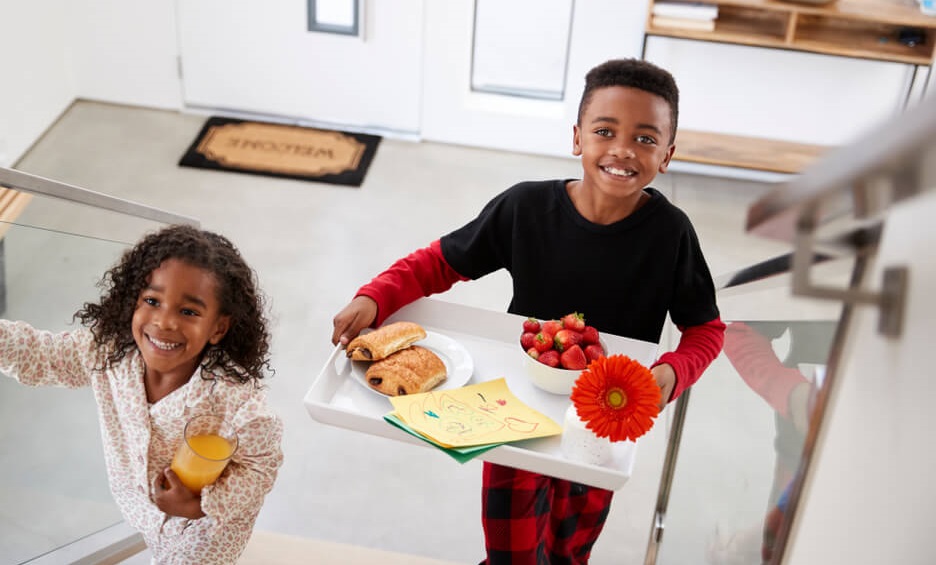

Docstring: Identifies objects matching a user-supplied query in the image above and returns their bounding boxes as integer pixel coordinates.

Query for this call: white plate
[348,331,474,397]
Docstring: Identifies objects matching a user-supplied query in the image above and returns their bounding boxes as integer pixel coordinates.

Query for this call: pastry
[346,321,427,361]
[364,346,447,396]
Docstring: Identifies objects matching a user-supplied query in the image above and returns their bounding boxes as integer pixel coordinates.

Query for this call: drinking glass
[170,414,238,493]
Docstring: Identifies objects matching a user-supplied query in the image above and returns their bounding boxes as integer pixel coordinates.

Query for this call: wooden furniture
[644,0,936,173]
[0,187,31,239]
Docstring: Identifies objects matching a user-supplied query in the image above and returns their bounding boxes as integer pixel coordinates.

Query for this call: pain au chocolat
[346,321,427,361]
[364,346,447,396]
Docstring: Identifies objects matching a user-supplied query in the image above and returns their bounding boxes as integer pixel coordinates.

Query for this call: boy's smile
[571,86,675,224]
[132,258,230,392]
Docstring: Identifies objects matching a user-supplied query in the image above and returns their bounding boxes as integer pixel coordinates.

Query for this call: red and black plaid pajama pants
[479,462,614,564]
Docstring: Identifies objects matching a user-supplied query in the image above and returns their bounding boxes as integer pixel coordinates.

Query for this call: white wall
[645,38,910,147]
[786,189,936,564]
[1,0,180,167]
[66,0,182,110]
[1,0,75,166]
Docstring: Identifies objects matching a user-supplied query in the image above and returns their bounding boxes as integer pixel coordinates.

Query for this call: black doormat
[178,116,381,187]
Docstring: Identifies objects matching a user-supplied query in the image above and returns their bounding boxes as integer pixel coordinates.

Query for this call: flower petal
[570,355,661,442]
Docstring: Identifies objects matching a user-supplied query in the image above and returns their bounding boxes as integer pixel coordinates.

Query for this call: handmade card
[387,378,562,448]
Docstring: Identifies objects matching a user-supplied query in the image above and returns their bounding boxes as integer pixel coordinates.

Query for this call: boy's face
[573,86,675,202]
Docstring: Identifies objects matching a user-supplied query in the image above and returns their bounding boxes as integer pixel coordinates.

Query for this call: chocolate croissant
[346,321,427,361]
[365,346,447,396]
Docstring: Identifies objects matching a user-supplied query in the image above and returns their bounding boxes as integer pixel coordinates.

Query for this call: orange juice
[170,433,235,493]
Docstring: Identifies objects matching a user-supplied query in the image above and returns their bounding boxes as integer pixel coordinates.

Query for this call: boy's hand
[153,468,205,519]
[331,296,378,346]
[651,363,676,411]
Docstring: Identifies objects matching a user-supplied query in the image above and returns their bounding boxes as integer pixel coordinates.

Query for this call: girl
[0,224,283,564]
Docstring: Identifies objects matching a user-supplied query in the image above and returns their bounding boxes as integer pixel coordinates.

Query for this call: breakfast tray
[303,298,659,490]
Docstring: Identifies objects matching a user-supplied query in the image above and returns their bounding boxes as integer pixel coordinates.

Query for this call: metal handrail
[0,167,199,227]
[746,93,936,243]
[643,387,692,565]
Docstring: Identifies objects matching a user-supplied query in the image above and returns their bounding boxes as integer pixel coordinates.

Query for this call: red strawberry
[553,329,583,352]
[581,326,600,345]
[522,317,541,333]
[520,331,536,350]
[541,320,562,339]
[526,347,540,360]
[538,350,560,368]
[532,332,554,353]
[559,344,588,371]
[561,312,586,332]
[584,343,605,362]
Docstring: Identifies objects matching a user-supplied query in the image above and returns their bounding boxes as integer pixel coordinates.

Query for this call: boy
[332,58,725,564]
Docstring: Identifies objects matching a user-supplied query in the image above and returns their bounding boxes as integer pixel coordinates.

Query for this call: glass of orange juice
[170,414,238,494]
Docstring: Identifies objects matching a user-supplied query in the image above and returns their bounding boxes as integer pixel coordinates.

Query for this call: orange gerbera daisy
[570,355,661,442]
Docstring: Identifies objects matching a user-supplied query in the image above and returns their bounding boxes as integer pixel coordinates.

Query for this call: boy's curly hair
[74,224,272,384]
[577,58,680,143]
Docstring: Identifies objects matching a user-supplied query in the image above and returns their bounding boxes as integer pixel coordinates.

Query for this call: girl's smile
[147,335,182,351]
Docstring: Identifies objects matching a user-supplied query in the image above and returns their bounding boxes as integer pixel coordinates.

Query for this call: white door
[420,0,650,157]
[176,1,650,151]
[176,1,424,135]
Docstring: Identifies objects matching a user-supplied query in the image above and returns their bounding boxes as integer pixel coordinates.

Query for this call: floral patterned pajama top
[0,321,284,564]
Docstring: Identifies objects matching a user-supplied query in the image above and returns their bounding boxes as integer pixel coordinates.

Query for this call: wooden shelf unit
[645,0,936,173]
[672,130,831,174]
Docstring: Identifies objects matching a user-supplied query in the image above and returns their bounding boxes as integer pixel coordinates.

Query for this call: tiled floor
[2,100,797,564]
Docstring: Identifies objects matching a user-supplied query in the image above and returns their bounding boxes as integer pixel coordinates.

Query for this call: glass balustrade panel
[0,209,169,563]
[657,257,853,565]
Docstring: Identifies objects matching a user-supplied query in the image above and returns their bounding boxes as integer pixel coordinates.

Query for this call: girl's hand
[651,363,676,411]
[153,468,206,519]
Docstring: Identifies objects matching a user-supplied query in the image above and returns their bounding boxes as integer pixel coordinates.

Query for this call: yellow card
[388,378,562,448]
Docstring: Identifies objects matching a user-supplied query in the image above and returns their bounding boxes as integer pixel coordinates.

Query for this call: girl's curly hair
[74,224,272,384]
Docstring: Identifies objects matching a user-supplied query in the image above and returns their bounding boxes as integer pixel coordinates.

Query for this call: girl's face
[572,86,675,205]
[132,258,230,385]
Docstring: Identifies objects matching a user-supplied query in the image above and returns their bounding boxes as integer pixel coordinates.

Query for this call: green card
[384,413,503,464]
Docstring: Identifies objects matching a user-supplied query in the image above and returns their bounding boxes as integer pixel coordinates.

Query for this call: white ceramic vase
[560,404,613,466]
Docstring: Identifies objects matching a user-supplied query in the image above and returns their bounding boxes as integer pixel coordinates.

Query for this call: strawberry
[520,331,536,350]
[526,347,540,360]
[559,344,588,371]
[538,349,560,368]
[522,317,541,333]
[532,332,554,353]
[541,319,562,339]
[553,329,583,352]
[561,312,586,332]
[584,343,605,363]
[581,326,600,345]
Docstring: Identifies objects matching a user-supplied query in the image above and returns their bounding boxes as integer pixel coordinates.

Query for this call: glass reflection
[707,320,834,564]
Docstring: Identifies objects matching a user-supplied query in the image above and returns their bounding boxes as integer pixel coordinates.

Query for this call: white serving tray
[303,298,659,491]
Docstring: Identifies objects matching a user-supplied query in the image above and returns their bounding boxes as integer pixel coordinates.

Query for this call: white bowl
[520,339,606,395]
[522,351,582,395]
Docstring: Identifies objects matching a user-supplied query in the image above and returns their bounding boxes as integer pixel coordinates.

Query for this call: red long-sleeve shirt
[355,240,724,402]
